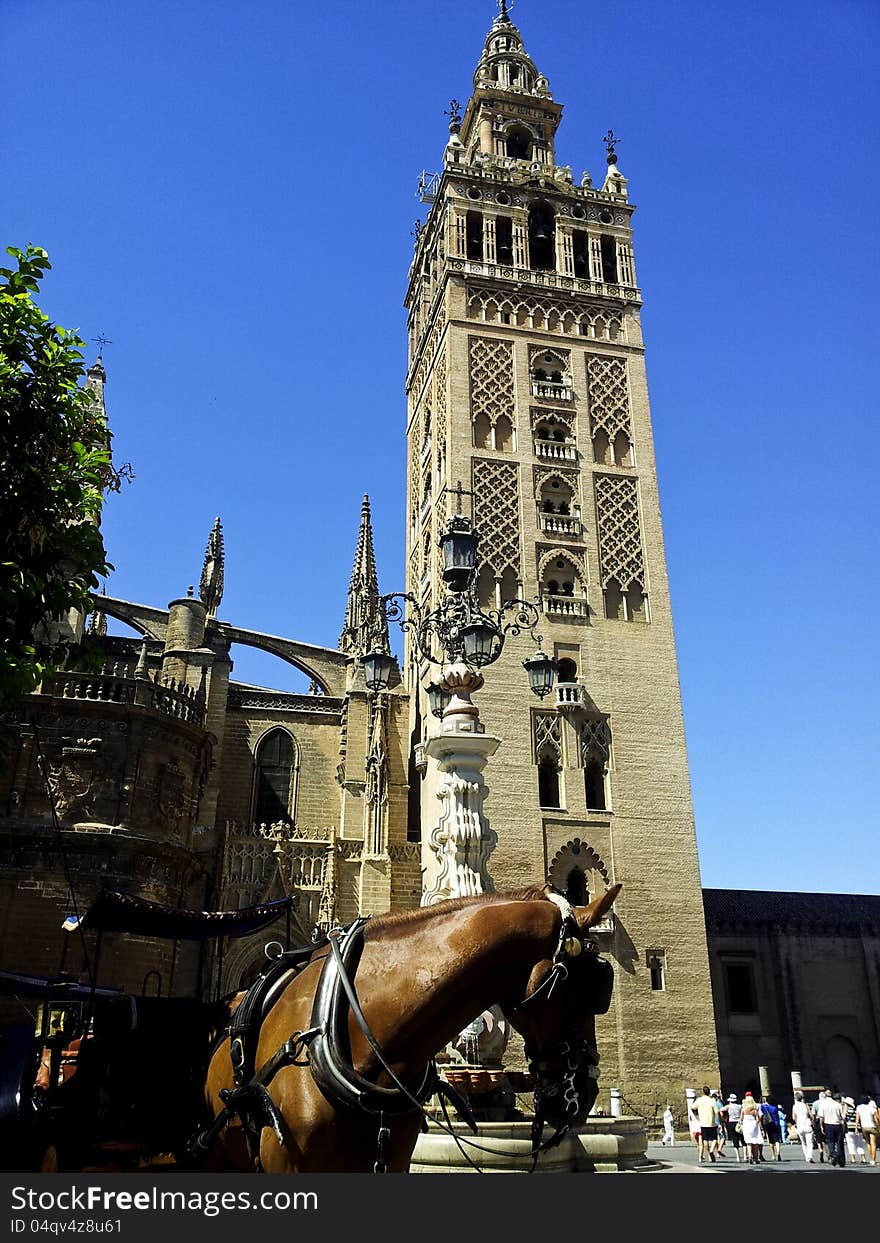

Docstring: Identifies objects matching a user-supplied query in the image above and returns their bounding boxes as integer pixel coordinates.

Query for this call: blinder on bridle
[515,892,615,1154]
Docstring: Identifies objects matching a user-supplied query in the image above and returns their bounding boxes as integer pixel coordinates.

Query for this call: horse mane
[364,885,550,939]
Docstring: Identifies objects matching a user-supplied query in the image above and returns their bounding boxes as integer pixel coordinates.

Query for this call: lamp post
[359,510,556,904]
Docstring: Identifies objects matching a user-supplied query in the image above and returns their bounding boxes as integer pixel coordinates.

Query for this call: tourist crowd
[660,1087,879,1167]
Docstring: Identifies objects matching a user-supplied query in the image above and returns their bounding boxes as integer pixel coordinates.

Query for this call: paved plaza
[643,1140,880,1174]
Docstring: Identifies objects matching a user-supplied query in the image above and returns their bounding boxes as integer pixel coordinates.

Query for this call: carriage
[0,889,296,1172]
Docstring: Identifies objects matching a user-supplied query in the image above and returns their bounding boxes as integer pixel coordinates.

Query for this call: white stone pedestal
[421,725,501,905]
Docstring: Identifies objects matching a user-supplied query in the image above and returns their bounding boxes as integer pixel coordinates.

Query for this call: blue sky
[5,0,879,894]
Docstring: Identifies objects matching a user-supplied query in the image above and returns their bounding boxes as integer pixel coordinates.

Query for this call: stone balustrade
[542,593,589,619]
[43,665,205,726]
[530,380,573,402]
[555,682,586,709]
[447,257,641,303]
[539,512,581,537]
[534,438,577,462]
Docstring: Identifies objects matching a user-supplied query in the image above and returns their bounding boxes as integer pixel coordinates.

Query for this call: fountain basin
[410,1116,648,1173]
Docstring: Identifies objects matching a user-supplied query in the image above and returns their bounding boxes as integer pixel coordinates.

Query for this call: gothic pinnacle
[199,516,225,617]
[340,494,389,657]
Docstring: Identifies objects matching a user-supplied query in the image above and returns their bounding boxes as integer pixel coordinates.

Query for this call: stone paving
[642,1140,880,1174]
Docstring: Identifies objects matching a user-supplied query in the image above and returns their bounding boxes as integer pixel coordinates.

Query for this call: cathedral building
[3,4,877,1115]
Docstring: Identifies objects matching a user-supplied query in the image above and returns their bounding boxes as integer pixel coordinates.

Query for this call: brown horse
[201,882,620,1173]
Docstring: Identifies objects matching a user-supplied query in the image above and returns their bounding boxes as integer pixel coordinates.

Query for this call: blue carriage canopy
[61,889,295,941]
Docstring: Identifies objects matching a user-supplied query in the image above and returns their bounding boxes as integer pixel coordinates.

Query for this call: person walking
[815,1090,846,1167]
[724,1093,745,1163]
[812,1092,827,1162]
[792,1091,815,1163]
[712,1091,727,1156]
[842,1096,859,1164]
[855,1095,879,1166]
[687,1096,702,1151]
[661,1105,676,1147]
[761,1095,783,1161]
[693,1086,719,1163]
[740,1091,763,1165]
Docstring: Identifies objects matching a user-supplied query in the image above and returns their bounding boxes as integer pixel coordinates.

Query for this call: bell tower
[404,3,719,1108]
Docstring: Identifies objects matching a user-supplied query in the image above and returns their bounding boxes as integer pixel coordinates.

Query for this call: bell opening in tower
[505,124,532,160]
[528,201,555,271]
[600,233,618,284]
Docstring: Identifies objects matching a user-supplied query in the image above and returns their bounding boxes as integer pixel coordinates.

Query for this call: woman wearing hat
[722,1093,745,1163]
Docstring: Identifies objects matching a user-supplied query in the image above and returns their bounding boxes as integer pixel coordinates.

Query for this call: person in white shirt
[791,1091,815,1163]
[724,1093,745,1163]
[661,1105,675,1146]
[815,1090,845,1167]
[855,1095,879,1165]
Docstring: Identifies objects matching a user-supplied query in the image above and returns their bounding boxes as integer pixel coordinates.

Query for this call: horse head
[504,883,621,1132]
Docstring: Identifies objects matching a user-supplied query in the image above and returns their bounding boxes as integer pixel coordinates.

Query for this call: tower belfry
[404,4,718,1106]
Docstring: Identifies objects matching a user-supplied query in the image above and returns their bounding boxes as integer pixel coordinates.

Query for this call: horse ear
[574,883,622,930]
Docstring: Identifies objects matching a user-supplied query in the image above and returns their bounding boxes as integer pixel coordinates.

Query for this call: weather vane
[93,333,113,355]
[498,0,513,18]
[444,98,462,133]
[602,130,621,164]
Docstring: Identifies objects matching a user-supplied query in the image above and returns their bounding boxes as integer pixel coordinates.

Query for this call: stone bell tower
[404,2,719,1108]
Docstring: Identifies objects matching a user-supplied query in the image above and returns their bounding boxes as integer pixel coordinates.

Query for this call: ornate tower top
[339,495,390,657]
[199,516,225,617]
[473,1,549,98]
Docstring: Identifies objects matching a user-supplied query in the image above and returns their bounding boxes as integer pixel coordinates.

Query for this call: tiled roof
[703,888,880,930]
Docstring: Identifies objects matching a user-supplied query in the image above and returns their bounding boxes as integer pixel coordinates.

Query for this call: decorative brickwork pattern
[466,291,624,342]
[532,710,562,763]
[594,475,645,590]
[587,356,632,449]
[408,414,421,537]
[472,459,520,578]
[581,716,611,764]
[469,337,515,428]
[434,346,447,477]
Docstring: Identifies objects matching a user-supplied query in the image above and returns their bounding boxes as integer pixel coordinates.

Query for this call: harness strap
[307,920,436,1118]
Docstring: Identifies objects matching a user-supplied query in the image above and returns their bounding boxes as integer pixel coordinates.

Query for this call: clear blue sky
[5,0,879,894]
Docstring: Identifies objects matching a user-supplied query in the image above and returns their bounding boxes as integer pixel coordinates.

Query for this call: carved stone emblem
[46,738,103,820]
[158,763,187,820]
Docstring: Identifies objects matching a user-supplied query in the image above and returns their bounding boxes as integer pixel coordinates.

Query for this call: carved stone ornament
[46,739,103,820]
[158,763,188,820]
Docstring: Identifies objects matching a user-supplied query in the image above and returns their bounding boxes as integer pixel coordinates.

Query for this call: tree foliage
[0,245,127,708]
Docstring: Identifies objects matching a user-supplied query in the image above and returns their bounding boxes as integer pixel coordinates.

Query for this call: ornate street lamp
[355,499,556,907]
[439,514,478,592]
[362,647,397,694]
[522,649,556,700]
[425,681,451,719]
[360,508,555,719]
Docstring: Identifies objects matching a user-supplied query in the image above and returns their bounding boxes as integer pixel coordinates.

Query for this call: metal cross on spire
[602,129,621,164]
[92,333,113,356]
[444,98,462,133]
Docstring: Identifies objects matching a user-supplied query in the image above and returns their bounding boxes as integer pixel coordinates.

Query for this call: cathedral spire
[339,495,389,657]
[199,517,225,617]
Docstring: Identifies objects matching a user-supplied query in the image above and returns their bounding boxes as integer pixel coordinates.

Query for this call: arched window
[584,757,606,810]
[494,414,514,452]
[253,729,294,824]
[556,657,577,683]
[538,750,561,808]
[473,412,492,449]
